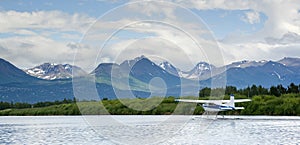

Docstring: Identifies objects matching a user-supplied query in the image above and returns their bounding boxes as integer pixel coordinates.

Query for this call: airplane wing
[213,99,252,103]
[175,99,251,103]
[233,99,252,103]
[175,99,221,104]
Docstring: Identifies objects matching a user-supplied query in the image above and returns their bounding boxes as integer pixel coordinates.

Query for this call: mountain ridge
[18,56,300,81]
[1,56,300,103]
[0,58,41,84]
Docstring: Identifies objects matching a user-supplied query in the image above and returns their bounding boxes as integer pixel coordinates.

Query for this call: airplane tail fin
[227,94,235,108]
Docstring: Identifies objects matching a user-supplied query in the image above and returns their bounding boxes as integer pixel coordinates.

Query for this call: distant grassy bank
[0,94,299,116]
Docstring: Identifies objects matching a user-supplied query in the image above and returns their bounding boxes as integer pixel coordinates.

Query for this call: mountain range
[1,56,300,103]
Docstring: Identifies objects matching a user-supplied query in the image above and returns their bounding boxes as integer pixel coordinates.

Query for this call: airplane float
[175,95,251,112]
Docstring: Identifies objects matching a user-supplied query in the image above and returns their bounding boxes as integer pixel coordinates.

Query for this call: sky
[0,0,300,71]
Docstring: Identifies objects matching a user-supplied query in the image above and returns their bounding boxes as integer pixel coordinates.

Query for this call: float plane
[175,95,251,112]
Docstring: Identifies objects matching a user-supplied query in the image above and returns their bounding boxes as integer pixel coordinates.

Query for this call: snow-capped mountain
[158,60,271,80]
[120,55,148,68]
[209,60,300,88]
[181,62,215,80]
[278,57,300,67]
[25,63,86,80]
[158,61,216,80]
[96,56,180,86]
[226,60,267,69]
[92,56,182,96]
[159,61,180,76]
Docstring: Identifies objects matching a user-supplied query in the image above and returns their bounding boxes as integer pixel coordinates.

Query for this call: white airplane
[175,95,251,112]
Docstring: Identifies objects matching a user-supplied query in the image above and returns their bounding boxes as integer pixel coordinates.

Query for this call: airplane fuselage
[202,104,235,112]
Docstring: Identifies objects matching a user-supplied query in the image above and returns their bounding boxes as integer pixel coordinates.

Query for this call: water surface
[0,116,299,144]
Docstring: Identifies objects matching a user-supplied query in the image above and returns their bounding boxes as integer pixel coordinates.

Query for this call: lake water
[0,116,299,145]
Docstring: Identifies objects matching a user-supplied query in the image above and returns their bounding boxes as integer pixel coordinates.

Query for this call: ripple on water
[0,116,299,145]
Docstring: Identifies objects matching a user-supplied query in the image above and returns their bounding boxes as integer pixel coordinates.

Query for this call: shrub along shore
[0,94,299,116]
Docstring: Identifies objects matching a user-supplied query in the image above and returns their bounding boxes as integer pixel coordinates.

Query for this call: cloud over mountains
[0,0,299,72]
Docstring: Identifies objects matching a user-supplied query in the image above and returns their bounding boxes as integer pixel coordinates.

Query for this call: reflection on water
[0,116,299,145]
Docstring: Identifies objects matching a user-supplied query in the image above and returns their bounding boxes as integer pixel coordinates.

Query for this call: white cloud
[98,37,203,71]
[242,11,260,24]
[1,0,300,72]
[0,10,97,69]
[0,35,78,69]
[171,0,300,64]
[265,32,300,45]
[173,0,300,37]
[68,0,300,70]
[221,41,300,64]
[78,1,225,71]
[0,10,95,33]
[172,0,253,10]
[256,1,300,38]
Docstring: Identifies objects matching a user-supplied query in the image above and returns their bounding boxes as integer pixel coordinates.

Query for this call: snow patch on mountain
[226,60,266,69]
[25,63,86,80]
[159,61,180,76]
[182,62,215,80]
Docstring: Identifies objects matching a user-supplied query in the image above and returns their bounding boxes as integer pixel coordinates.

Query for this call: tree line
[0,98,74,110]
[199,83,300,98]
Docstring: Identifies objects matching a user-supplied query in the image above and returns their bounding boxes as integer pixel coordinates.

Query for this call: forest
[0,83,299,116]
